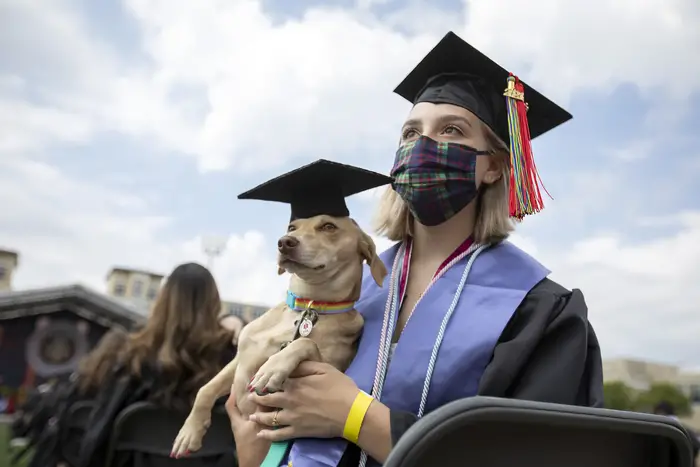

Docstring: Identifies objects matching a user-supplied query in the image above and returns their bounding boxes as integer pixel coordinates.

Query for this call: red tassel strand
[503,74,550,220]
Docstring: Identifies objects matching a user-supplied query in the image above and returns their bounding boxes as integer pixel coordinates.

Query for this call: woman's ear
[482,152,506,185]
[482,169,502,185]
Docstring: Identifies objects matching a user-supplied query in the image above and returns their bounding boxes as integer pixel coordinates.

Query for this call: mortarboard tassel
[503,74,551,220]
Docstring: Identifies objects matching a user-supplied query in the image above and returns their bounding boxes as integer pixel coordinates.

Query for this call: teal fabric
[261,439,291,467]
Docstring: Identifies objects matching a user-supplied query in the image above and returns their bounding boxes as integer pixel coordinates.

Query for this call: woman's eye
[320,223,337,232]
[287,225,296,232]
[443,125,463,136]
[402,128,419,140]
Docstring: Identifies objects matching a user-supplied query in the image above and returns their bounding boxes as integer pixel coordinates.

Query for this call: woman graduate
[228,31,604,467]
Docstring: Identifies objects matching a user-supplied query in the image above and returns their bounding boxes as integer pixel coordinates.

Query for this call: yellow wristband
[343,390,374,444]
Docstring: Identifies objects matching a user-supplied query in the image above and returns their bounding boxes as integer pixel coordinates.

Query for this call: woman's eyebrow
[436,114,473,128]
[401,118,422,130]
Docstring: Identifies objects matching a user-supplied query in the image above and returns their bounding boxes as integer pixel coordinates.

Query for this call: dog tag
[299,318,314,337]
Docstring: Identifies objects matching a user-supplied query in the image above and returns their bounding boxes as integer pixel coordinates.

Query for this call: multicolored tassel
[503,73,551,220]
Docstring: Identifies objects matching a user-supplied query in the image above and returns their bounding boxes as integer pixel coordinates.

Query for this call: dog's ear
[358,229,388,287]
[277,266,285,275]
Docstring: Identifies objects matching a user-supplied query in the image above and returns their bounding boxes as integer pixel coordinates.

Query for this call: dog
[171,215,387,457]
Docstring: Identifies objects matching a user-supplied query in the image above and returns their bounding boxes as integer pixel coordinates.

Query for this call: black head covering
[393,31,572,143]
[238,159,393,221]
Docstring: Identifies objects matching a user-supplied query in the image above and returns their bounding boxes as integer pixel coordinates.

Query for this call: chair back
[61,400,95,466]
[384,397,695,467]
[105,401,235,467]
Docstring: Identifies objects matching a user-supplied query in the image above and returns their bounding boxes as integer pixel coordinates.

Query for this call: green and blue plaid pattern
[390,135,489,226]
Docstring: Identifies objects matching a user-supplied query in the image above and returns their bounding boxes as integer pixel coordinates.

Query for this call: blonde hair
[374,123,514,245]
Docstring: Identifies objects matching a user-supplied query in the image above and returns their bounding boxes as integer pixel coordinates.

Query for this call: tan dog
[171,215,387,457]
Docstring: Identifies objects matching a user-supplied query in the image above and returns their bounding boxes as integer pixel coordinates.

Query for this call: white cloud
[0,95,95,154]
[4,0,698,171]
[543,212,700,366]
[355,186,386,203]
[459,0,700,103]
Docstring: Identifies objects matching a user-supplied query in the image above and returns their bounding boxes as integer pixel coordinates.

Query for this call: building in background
[106,267,164,303]
[222,300,268,324]
[0,249,20,292]
[0,283,145,414]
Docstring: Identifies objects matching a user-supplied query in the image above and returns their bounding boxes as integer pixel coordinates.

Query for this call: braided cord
[358,242,486,466]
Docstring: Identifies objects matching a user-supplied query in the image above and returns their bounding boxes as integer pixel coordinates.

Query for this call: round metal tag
[299,318,314,337]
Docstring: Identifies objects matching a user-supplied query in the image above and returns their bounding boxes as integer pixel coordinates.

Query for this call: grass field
[0,424,30,467]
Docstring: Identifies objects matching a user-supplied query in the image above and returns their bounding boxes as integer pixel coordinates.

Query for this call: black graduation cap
[393,31,572,144]
[237,159,393,221]
[394,31,571,219]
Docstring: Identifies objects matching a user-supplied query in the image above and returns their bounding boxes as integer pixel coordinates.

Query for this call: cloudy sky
[1,0,699,367]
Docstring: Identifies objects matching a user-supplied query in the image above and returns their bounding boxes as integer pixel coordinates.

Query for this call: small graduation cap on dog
[238,159,393,221]
[394,31,572,219]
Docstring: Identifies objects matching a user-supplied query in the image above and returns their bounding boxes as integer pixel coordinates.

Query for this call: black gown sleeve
[479,278,604,406]
[386,278,604,447]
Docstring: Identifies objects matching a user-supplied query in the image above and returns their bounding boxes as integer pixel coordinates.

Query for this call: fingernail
[262,387,268,394]
[185,450,190,456]
[248,414,256,422]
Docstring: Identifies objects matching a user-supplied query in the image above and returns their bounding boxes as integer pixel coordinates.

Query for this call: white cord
[358,243,486,466]
[417,244,486,417]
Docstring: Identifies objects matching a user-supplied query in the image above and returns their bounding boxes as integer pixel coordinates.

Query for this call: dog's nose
[278,236,299,251]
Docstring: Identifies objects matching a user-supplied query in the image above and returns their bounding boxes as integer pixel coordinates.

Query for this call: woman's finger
[250,408,293,428]
[289,361,330,378]
[258,426,296,442]
[249,390,289,408]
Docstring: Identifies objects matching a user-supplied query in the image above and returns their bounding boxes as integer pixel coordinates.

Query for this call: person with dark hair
[653,401,677,416]
[14,262,237,467]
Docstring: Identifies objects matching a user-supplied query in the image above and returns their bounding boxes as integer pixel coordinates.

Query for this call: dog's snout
[278,236,300,251]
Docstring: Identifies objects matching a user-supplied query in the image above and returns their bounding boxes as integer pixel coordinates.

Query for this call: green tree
[635,383,692,416]
[603,381,638,411]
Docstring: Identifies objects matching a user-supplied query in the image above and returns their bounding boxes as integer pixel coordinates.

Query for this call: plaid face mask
[391,135,490,226]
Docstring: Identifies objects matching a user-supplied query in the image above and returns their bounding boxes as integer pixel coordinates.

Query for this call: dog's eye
[320,222,337,232]
[287,225,296,232]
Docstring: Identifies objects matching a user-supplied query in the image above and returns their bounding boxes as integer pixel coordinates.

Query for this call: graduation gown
[290,240,604,467]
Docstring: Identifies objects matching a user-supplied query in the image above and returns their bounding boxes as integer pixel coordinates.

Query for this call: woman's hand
[225,390,270,467]
[248,361,359,441]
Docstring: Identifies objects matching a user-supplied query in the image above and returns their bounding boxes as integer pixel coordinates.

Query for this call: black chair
[61,400,95,466]
[104,401,236,467]
[384,397,695,467]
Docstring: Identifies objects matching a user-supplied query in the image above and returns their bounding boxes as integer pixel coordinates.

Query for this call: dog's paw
[170,415,209,458]
[250,354,295,393]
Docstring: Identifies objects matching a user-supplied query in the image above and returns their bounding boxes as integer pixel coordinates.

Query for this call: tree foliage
[636,383,692,416]
[603,381,692,416]
[603,381,637,411]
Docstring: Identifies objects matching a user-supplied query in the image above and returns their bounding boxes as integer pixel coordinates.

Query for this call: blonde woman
[229,32,604,467]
